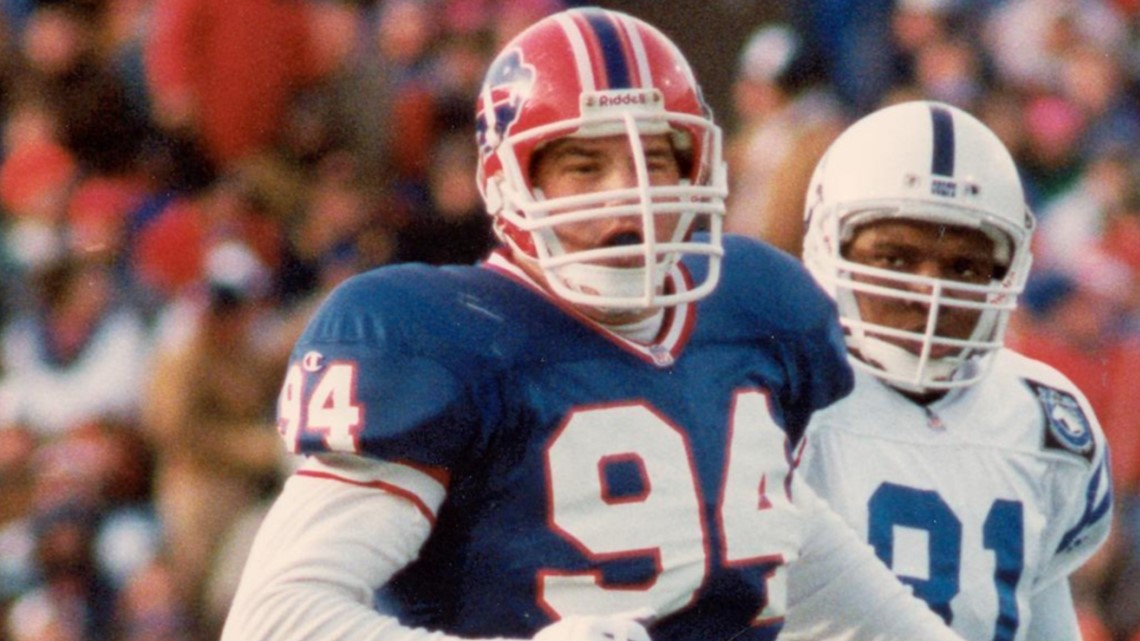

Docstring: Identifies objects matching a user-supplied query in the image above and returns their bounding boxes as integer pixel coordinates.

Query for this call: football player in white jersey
[787,100,1113,641]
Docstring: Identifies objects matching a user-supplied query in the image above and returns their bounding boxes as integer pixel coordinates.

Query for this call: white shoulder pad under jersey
[796,348,1112,641]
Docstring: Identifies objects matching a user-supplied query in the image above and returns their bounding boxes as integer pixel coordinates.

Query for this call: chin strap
[854,336,961,393]
[551,261,655,302]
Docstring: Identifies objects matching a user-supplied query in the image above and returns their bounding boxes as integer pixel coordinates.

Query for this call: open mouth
[604,231,644,248]
[596,231,647,267]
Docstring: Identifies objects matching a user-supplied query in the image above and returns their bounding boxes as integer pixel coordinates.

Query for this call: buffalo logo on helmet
[476,49,536,156]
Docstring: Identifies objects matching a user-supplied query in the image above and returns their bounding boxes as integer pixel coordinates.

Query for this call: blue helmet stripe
[585,12,632,89]
[930,104,955,177]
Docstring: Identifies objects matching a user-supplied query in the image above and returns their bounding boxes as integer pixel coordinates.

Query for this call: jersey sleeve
[1039,450,1111,589]
[779,310,851,441]
[1030,370,1114,590]
[1039,399,1108,588]
[276,271,498,473]
[222,455,524,641]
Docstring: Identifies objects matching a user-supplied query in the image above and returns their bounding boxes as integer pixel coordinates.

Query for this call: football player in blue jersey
[788,100,1113,641]
[221,9,973,641]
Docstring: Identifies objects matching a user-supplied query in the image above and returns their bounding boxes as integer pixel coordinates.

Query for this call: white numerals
[277,361,364,453]
[543,404,707,616]
[307,363,363,451]
[277,363,305,448]
[276,354,795,625]
[541,390,793,623]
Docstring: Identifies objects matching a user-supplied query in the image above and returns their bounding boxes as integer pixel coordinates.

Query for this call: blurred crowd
[0,0,1139,639]
[0,0,544,638]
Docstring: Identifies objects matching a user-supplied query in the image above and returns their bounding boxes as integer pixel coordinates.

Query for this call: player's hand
[532,608,654,641]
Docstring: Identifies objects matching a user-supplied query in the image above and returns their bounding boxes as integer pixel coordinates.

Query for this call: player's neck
[898,388,949,406]
[509,249,667,332]
[602,308,666,344]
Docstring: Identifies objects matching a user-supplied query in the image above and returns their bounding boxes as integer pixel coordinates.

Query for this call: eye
[842,240,915,272]
[864,250,913,272]
[950,258,996,283]
[883,254,911,271]
[562,157,602,176]
[644,150,681,177]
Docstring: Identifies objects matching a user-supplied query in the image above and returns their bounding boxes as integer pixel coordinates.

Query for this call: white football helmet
[803,100,1035,392]
[475,7,727,311]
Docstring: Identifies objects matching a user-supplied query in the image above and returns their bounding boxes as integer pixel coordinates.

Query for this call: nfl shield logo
[1026,380,1094,462]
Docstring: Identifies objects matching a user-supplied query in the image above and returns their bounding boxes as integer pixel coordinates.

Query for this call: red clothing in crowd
[144,0,323,168]
[1011,322,1140,495]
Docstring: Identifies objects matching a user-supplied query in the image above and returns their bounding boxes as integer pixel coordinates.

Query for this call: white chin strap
[855,336,961,393]
[555,262,651,299]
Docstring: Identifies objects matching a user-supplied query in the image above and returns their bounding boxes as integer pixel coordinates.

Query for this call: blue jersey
[274,236,852,641]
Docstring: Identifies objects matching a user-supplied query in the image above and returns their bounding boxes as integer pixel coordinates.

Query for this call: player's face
[531,133,684,267]
[842,219,998,358]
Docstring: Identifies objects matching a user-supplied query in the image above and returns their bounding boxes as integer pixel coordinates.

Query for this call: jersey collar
[482,249,697,368]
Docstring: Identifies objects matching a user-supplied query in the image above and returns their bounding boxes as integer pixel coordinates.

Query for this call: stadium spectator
[0,254,151,438]
[723,23,845,256]
[143,0,322,170]
[141,241,288,638]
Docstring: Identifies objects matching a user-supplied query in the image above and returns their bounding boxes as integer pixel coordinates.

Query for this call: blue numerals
[868,483,1024,641]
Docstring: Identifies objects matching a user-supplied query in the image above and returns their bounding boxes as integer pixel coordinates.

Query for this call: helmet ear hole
[672,140,696,182]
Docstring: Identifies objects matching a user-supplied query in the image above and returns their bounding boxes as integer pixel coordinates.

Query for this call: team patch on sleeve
[1026,380,1095,463]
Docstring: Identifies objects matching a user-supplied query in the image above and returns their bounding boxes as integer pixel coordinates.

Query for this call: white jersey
[796,348,1112,641]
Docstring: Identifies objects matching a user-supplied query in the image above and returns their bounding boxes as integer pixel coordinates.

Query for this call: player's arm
[1024,580,1081,641]
[1025,428,1111,641]
[220,276,482,641]
[1032,373,1114,590]
[781,481,968,641]
[221,455,649,641]
[1024,454,1111,641]
[220,454,459,641]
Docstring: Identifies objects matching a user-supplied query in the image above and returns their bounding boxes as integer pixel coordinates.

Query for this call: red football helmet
[475,7,726,311]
